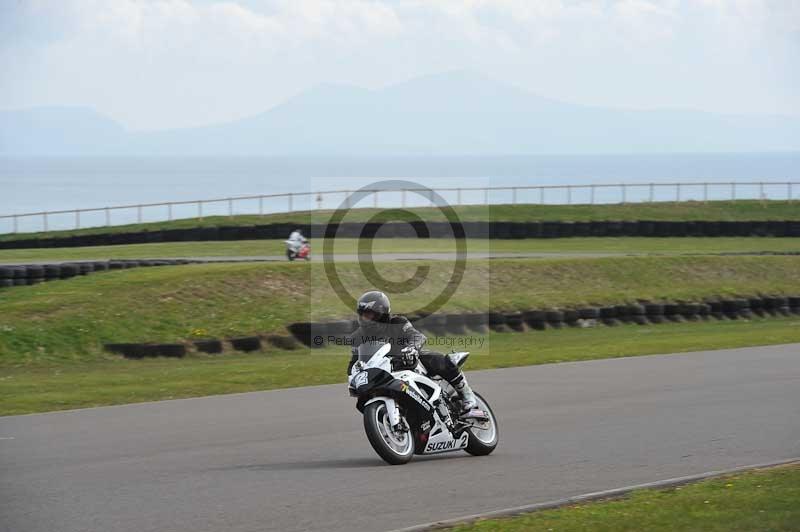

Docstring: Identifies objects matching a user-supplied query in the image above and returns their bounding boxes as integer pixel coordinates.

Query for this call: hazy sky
[2,0,798,130]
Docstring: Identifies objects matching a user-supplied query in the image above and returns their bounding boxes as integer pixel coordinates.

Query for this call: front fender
[363,397,401,427]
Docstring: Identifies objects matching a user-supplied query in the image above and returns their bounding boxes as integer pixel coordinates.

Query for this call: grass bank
[2,256,800,365]
[450,463,800,532]
[2,317,799,415]
[3,200,798,242]
[1,237,800,262]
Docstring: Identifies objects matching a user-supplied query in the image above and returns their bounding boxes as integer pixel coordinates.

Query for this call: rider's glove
[399,346,418,368]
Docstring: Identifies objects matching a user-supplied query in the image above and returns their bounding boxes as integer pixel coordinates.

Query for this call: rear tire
[363,402,414,465]
[464,392,499,456]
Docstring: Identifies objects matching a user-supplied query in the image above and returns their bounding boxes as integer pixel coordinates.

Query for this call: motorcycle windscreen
[357,341,389,363]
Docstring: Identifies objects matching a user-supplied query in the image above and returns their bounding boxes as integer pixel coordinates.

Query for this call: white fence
[1,181,798,234]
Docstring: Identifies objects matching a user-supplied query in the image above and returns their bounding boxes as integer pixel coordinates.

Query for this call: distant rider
[347,291,481,418]
[286,228,307,254]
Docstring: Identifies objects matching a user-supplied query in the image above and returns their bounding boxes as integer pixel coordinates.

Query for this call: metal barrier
[1,181,797,234]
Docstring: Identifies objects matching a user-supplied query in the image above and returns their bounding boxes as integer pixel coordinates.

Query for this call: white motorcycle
[284,239,310,261]
[348,341,499,465]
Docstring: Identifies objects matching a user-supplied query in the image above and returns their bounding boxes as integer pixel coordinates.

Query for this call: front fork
[364,397,406,431]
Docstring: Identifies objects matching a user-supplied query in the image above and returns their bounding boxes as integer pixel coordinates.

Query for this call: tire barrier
[60,264,79,279]
[504,313,526,332]
[25,265,44,279]
[104,343,147,359]
[545,309,564,329]
[599,306,619,326]
[614,304,630,324]
[709,300,725,320]
[462,313,489,334]
[105,333,302,358]
[4,219,800,249]
[283,293,800,349]
[0,258,206,291]
[664,303,684,323]
[487,312,511,333]
[325,320,358,346]
[0,266,15,279]
[101,292,800,360]
[678,303,700,321]
[265,334,300,350]
[562,309,580,326]
[624,304,647,325]
[44,264,61,278]
[286,323,314,348]
[774,296,792,316]
[523,310,546,330]
[147,344,186,358]
[749,297,766,317]
[229,336,262,352]
[644,303,665,324]
[444,314,468,335]
[103,343,185,359]
[416,314,448,336]
[193,339,224,354]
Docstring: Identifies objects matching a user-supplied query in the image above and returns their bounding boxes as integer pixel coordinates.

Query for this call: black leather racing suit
[346,315,461,384]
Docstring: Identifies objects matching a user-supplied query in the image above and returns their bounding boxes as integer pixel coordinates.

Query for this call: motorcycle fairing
[422,429,469,454]
[351,367,394,397]
[392,370,443,407]
[354,371,435,425]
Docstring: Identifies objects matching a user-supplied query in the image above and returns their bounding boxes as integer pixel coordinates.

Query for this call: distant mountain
[0,106,127,155]
[3,71,799,155]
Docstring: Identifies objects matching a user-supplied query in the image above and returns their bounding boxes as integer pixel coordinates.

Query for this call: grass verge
[448,463,800,532]
[2,256,800,365]
[2,316,799,415]
[3,200,798,242]
[1,237,800,262]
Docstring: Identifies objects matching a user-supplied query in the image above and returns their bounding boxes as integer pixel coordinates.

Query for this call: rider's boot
[451,372,480,418]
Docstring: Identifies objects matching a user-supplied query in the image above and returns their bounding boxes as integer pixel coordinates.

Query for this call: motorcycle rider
[286,228,307,256]
[347,290,481,417]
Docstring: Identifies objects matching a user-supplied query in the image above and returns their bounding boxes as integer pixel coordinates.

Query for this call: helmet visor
[359,309,378,322]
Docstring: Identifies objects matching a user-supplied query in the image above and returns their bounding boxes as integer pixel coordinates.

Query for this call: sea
[2,153,799,233]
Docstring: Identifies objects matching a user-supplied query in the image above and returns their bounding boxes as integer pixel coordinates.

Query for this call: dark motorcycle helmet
[356,291,391,330]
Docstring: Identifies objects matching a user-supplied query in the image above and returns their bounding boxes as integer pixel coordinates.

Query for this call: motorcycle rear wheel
[364,402,414,465]
[464,392,499,456]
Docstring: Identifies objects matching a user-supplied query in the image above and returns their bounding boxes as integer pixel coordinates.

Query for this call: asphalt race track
[1,344,798,532]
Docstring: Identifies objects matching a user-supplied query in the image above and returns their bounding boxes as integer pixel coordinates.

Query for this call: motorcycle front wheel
[464,392,499,456]
[363,402,414,465]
